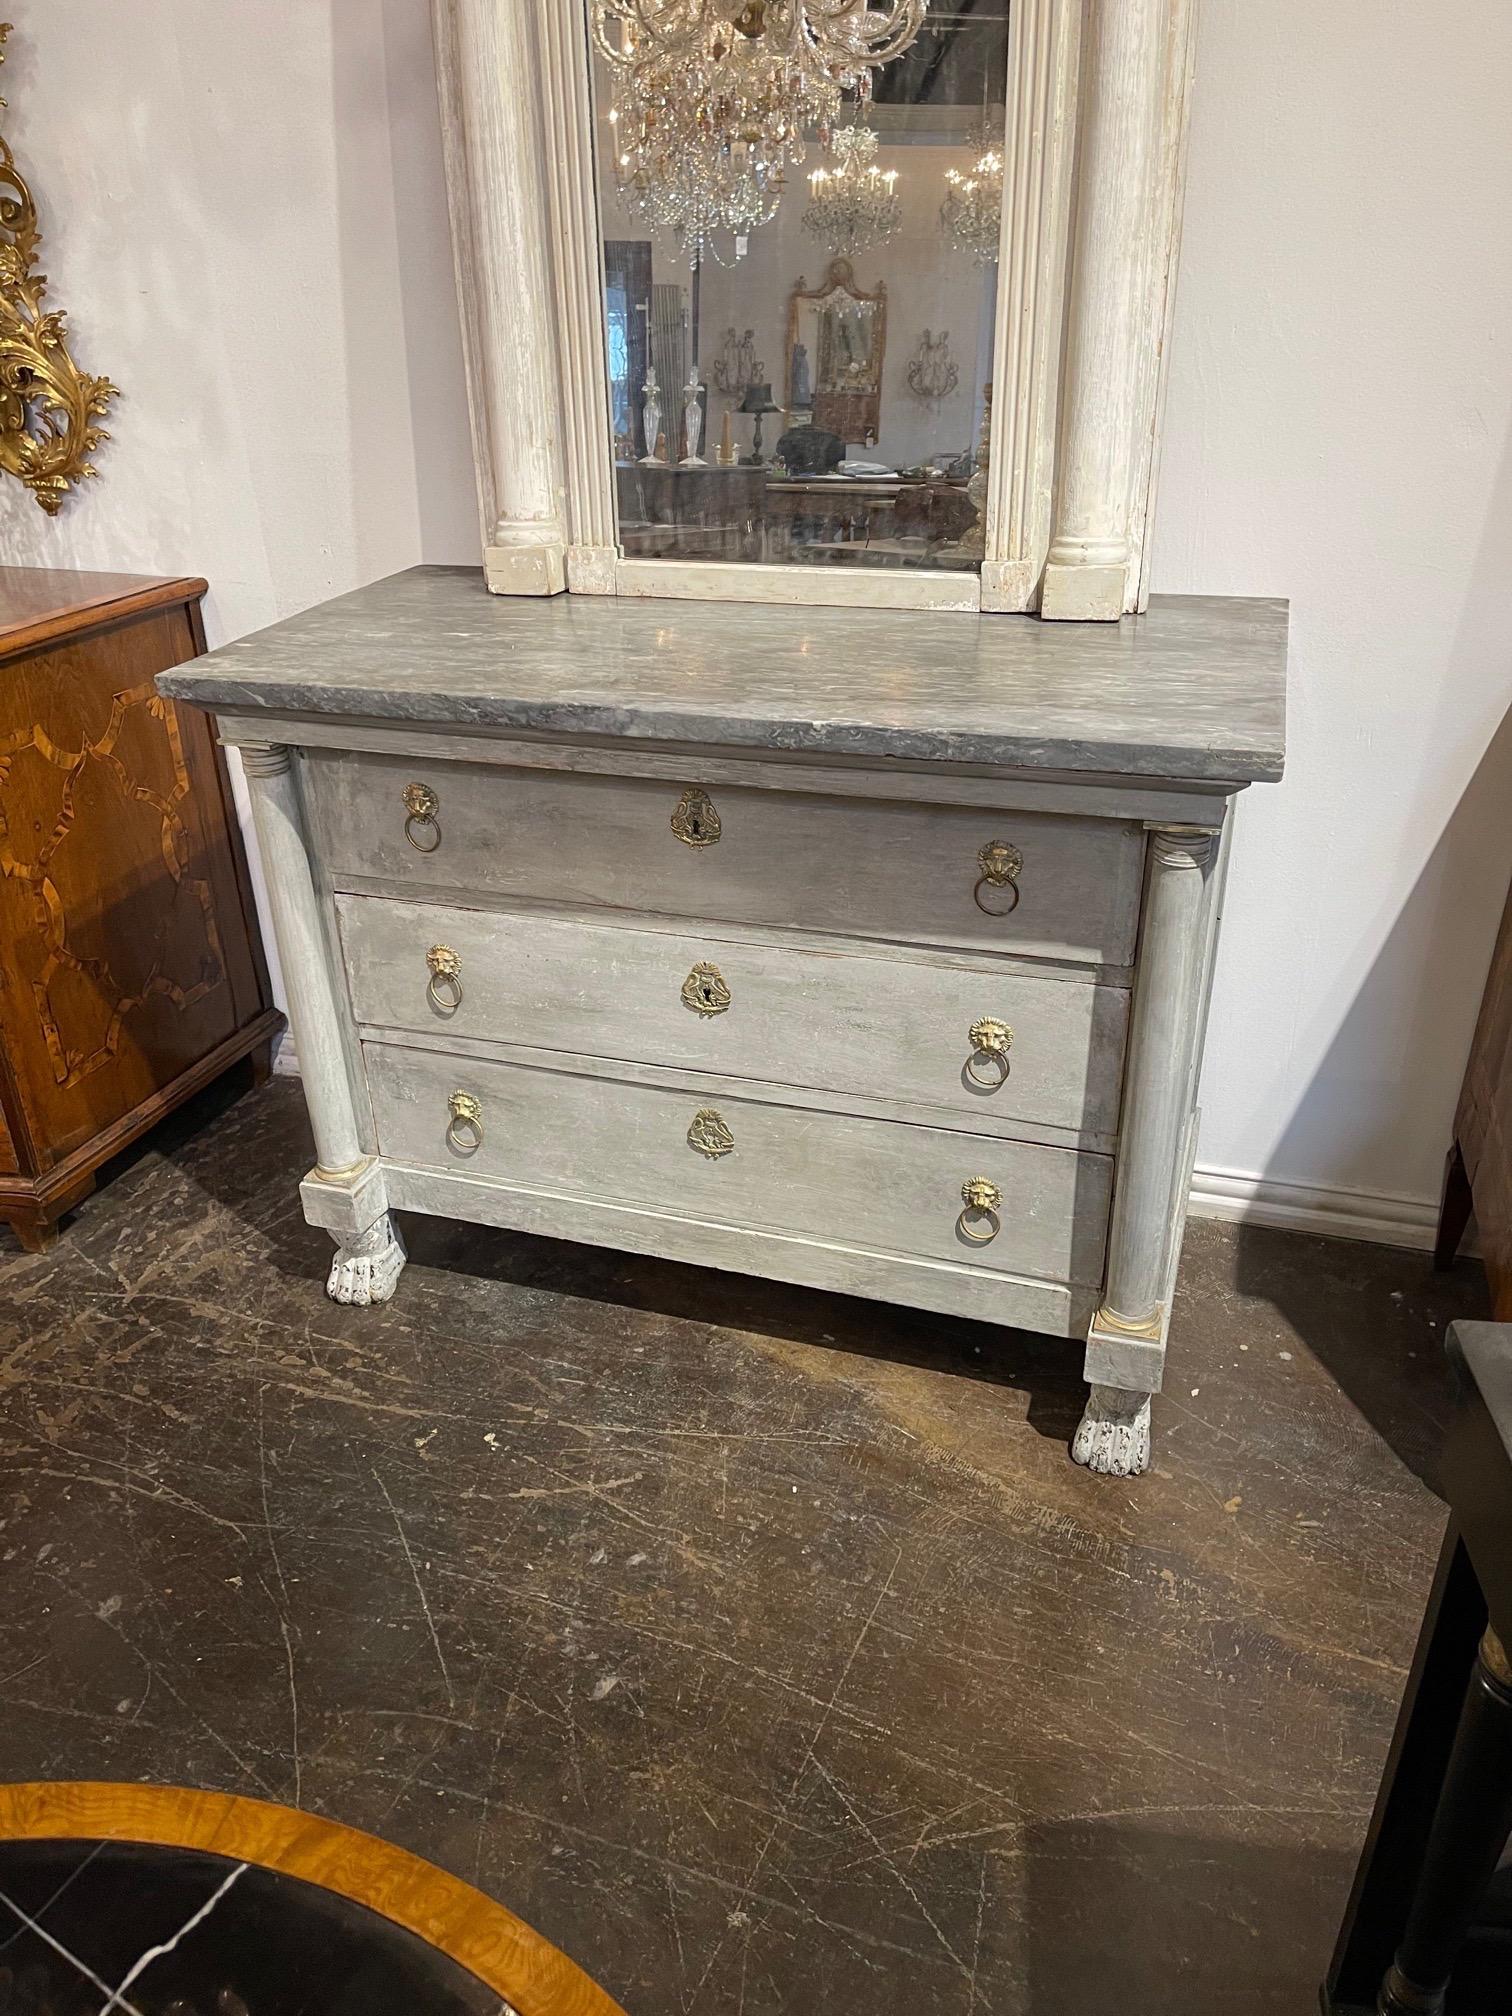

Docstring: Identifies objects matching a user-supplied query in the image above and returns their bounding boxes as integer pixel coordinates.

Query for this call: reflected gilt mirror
[787,259,887,450]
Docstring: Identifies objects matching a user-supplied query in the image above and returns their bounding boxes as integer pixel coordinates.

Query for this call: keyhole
[689,814,704,839]
[700,982,715,1007]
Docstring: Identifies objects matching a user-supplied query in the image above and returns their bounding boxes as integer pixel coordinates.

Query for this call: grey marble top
[162,566,1287,784]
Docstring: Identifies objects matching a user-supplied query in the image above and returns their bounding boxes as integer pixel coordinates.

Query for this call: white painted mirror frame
[432,0,1197,622]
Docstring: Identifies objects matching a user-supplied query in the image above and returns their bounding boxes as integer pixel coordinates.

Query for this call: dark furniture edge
[0,575,210,665]
[0,1008,284,1237]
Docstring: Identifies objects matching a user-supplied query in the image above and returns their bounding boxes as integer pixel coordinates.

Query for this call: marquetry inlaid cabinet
[0,569,281,1249]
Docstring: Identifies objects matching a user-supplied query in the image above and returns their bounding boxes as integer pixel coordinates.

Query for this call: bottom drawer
[364,1042,1112,1288]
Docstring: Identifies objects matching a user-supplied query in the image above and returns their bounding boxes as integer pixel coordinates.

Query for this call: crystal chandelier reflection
[802,125,901,257]
[940,133,1003,266]
[594,0,928,264]
[611,130,783,267]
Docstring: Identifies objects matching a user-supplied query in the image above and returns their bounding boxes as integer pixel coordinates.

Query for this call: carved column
[438,0,569,596]
[1074,824,1214,1475]
[1040,0,1165,621]
[238,746,363,1178]
[980,0,1081,614]
[1091,826,1216,1371]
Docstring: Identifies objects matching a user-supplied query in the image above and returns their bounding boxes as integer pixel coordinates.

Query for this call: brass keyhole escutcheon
[965,1015,1012,1088]
[681,961,732,1017]
[426,944,463,1013]
[958,1175,1002,1245]
[973,839,1022,916]
[671,786,722,848]
[403,781,441,853]
[687,1107,734,1159]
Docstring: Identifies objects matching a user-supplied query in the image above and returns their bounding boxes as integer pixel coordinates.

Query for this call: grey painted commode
[159,567,1287,1475]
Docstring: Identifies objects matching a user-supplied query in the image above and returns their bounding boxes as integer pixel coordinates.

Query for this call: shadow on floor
[1224,701,1512,1487]
[1024,1822,1356,2014]
[101,1062,1492,1492]
[406,1206,1091,1441]
[125,1065,1091,1453]
[1230,1217,1489,1492]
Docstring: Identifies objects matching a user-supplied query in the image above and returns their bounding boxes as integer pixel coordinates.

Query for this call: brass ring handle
[957,1176,1002,1245]
[446,1089,483,1154]
[973,839,1022,917]
[404,782,441,853]
[426,944,463,1013]
[965,1016,1013,1089]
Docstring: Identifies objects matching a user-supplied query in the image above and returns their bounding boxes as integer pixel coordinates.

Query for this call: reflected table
[762,475,976,563]
[614,462,766,562]
[613,468,979,570]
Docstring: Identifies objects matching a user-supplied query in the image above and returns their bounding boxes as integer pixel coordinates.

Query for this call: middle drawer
[337,895,1129,1141]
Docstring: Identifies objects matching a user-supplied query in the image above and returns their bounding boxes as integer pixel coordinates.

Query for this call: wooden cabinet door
[0,603,265,1168]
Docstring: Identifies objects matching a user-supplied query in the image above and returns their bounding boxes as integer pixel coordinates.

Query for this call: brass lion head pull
[965,1016,1013,1088]
[446,1089,483,1153]
[426,944,463,1013]
[958,1176,1002,1245]
[973,839,1022,916]
[403,781,441,853]
[671,787,721,848]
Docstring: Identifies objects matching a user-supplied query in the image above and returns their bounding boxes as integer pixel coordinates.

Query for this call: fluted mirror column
[1041,0,1167,621]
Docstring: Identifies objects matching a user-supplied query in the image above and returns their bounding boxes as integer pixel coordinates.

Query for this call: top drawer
[304,750,1145,967]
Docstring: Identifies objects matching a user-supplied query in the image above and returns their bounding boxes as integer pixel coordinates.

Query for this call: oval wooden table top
[0,1779,628,2016]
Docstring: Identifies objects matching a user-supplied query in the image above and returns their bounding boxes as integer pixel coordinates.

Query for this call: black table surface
[0,1837,503,2015]
[1445,1321,1512,1647]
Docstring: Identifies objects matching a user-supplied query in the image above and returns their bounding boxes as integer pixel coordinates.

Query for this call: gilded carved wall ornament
[0,23,118,513]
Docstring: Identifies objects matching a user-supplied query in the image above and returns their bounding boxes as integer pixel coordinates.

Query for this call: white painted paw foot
[327,1214,407,1305]
[1071,1383,1152,1476]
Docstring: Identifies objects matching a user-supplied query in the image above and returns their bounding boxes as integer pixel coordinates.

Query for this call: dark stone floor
[0,1075,1491,2015]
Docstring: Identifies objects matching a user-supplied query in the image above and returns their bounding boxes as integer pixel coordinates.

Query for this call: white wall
[5,1,1509,1234]
[1153,0,1512,1233]
[0,0,477,998]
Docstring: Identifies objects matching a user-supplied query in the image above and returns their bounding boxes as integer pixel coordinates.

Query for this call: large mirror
[442,0,1201,616]
[590,1,1009,577]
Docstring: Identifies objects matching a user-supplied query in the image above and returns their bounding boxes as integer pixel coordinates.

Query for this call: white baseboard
[274,1036,1441,1256]
[1187,1165,1438,1253]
